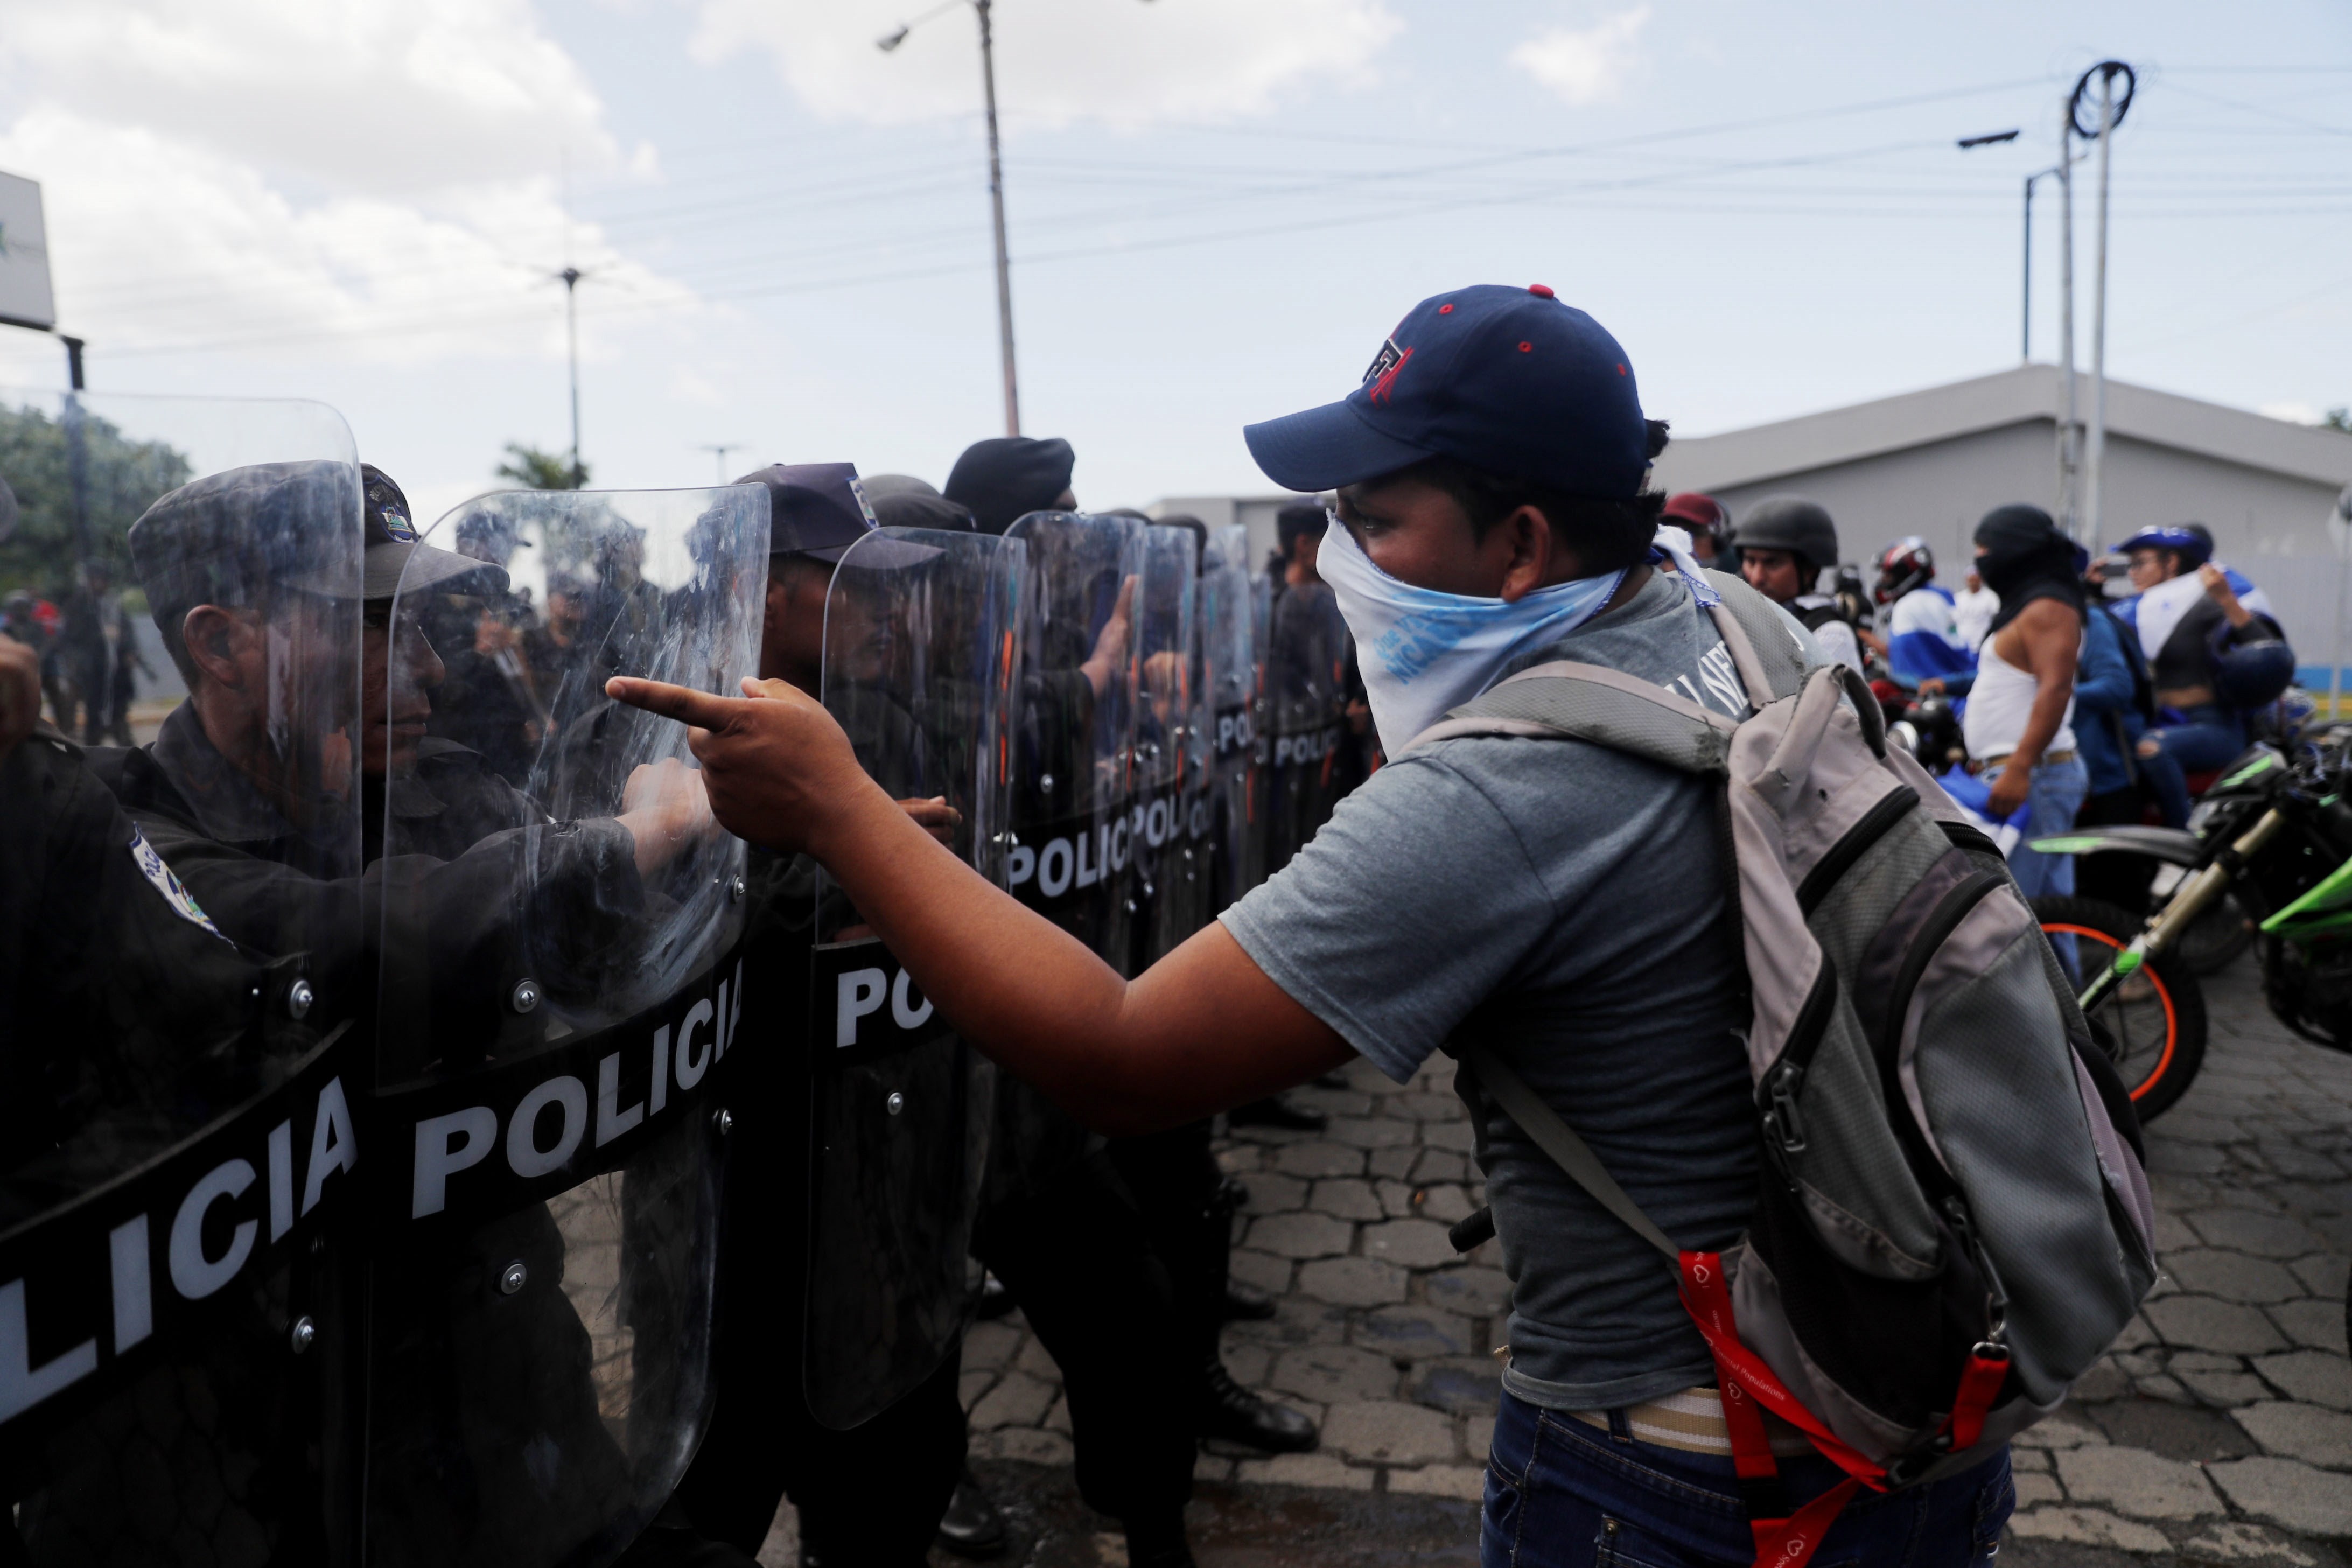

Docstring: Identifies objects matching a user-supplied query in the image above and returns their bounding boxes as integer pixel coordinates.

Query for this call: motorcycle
[2025,730,2352,1121]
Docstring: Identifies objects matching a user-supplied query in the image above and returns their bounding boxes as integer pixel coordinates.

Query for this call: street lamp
[2073,60,2136,551]
[877,0,1154,439]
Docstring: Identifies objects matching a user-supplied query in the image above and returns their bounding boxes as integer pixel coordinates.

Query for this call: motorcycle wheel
[2035,895,2209,1122]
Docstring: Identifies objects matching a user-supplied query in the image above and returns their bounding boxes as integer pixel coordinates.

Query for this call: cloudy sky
[0,0,2344,526]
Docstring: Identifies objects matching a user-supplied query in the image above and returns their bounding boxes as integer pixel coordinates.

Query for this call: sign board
[0,172,56,332]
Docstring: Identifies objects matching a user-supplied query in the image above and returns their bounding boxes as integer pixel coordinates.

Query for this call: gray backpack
[1420,569,2155,1560]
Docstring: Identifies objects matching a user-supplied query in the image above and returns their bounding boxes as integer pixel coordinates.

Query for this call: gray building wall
[1150,492,1322,577]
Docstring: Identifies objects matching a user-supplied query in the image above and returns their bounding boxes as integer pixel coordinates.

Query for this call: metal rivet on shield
[1039,773,1056,794]
[1140,880,1155,900]
[285,978,314,1020]
[510,978,540,1014]
[289,1315,316,1354]
[728,874,746,902]
[499,1261,529,1296]
[714,1108,734,1137]
[886,1092,906,1117]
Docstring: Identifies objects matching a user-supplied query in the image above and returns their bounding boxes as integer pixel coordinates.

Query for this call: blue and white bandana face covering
[1316,508,1627,751]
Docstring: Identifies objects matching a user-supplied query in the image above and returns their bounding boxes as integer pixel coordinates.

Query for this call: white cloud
[685,0,1402,129]
[1512,5,1650,107]
[0,109,692,367]
[2,0,619,194]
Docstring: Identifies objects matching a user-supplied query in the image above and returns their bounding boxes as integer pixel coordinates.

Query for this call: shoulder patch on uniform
[128,823,230,943]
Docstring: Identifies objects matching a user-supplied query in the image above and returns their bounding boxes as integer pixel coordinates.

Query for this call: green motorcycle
[2029,737,2352,1119]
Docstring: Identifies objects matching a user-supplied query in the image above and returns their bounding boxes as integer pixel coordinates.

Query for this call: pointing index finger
[605,676,755,731]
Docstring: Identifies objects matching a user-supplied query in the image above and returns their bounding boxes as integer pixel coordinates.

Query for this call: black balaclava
[944,437,1075,535]
[870,490,976,531]
[1973,504,2084,633]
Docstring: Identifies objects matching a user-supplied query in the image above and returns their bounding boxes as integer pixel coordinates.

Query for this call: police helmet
[1733,496,1838,579]
[1873,536,1934,604]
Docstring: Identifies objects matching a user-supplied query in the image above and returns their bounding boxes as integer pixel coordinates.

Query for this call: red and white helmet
[1873,536,1934,604]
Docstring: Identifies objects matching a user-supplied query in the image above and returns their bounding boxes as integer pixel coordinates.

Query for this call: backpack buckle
[1761,1061,1808,1154]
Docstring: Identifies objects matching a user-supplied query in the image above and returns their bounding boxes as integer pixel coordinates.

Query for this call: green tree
[495,442,587,490]
[2326,408,2350,435]
[0,401,193,597]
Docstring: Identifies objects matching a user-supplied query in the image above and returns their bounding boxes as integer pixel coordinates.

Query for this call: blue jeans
[1989,753,2089,903]
[1481,1390,2013,1568]
[2136,706,2245,829]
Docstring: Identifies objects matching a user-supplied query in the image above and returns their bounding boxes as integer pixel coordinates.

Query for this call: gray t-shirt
[1222,568,1820,1411]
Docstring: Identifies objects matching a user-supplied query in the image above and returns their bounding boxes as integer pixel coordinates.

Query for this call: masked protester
[2110,523,2295,828]
[943,436,1077,536]
[1965,505,2090,897]
[1731,497,1866,677]
[607,284,2022,1568]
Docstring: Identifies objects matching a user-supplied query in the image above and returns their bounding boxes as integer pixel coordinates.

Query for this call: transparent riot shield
[0,391,367,1565]
[370,484,765,1567]
[1263,569,1349,877]
[803,527,1019,1430]
[1134,524,1201,968]
[991,510,1143,1195]
[1200,524,1264,916]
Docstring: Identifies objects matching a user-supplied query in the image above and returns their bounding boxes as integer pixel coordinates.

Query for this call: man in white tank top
[1963,506,2089,900]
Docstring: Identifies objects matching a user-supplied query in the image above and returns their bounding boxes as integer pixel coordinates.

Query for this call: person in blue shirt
[2071,573,2158,908]
[1873,537,1977,696]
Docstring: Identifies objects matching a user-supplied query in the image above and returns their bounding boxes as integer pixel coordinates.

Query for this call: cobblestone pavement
[766,953,2352,1565]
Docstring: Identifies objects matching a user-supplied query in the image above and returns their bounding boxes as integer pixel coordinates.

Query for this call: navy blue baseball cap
[1243,284,1648,497]
[736,461,880,562]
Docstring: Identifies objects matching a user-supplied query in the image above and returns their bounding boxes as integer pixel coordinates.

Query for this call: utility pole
[701,443,739,485]
[557,265,584,487]
[975,0,1020,437]
[2075,61,2135,552]
[2056,93,2079,537]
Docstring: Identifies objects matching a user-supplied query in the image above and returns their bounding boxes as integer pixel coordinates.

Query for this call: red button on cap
[1528,283,1556,298]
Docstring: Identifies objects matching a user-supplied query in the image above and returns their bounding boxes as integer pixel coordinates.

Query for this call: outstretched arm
[608,674,1352,1131]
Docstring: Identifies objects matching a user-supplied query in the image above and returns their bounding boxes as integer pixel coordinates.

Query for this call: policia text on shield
[612,285,2027,1568]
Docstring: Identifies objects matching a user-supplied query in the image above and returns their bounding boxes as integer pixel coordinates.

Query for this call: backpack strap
[1399,659,1738,771]
[1454,1041,1679,1261]
[1697,568,1810,708]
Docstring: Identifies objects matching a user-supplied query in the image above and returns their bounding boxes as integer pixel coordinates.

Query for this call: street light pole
[975,0,1020,437]
[2085,73,2115,550]
[558,265,584,487]
[701,443,738,485]
[2056,96,2079,536]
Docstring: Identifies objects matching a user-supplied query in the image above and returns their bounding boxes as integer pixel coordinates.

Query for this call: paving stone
[1230,1123,1311,1146]
[1231,1453,1373,1492]
[1228,1247,1294,1297]
[1422,1121,1476,1153]
[2234,1401,2352,1469]
[1354,1306,1475,1362]
[1291,1087,1374,1118]
[1399,1092,1464,1122]
[1321,1400,1460,1466]
[1405,1358,1502,1416]
[2013,1473,2063,1508]
[1376,1180,1419,1219]
[1241,1173,1310,1214]
[1248,1211,1356,1260]
[1409,1149,1467,1184]
[2178,1367,2274,1407]
[1271,1345,1400,1405]
[1411,1184,1476,1225]
[970,1371,1058,1431]
[2290,1252,2349,1298]
[2071,1362,2135,1403]
[1346,1060,1408,1095]
[1466,1415,1494,1465]
[985,1427,1074,1465]
[2016,1416,2109,1449]
[2012,1446,2050,1472]
[1297,1256,1408,1308]
[961,1369,995,1410]
[2147,1295,2292,1355]
[1310,1178,1385,1222]
[1223,1342,1272,1387]
[2113,1314,2161,1352]
[2209,1455,2352,1535]
[2154,1210,2201,1253]
[2259,1146,2345,1181]
[1389,1465,1486,1501]
[1044,1393,1072,1434]
[2269,1299,2349,1354]
[2092,1393,2262,1462]
[1194,1452,1235,1484]
[1016,1334,1061,1380]
[2140,1374,2194,1404]
[1272,1140,1369,1179]
[963,1320,1021,1371]
[1368,1145,1419,1180]
[2255,1351,2352,1410]
[2151,1142,2234,1177]
[2175,1522,2323,1565]
[1422,1271,1511,1328]
[2187,1209,2328,1259]
[2055,1444,2223,1518]
[1216,1145,1263,1175]
[1326,1116,1416,1150]
[2167,1249,2308,1304]
[1362,1219,1459,1271]
[2006,1507,2171,1553]
[2164,1114,2243,1145]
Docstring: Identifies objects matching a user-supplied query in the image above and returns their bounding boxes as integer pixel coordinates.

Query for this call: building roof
[1653,364,2352,494]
